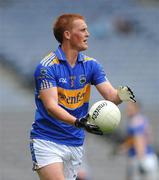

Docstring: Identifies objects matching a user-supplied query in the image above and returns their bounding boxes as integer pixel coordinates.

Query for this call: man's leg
[37,162,65,180]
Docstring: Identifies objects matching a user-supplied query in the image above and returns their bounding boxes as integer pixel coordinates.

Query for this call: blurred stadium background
[0,0,159,179]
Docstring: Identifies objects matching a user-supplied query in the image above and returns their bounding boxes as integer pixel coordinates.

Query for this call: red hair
[53,14,85,43]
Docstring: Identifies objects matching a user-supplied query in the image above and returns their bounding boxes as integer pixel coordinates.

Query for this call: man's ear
[63,30,71,40]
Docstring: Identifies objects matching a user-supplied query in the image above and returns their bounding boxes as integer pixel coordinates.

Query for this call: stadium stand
[0,0,159,179]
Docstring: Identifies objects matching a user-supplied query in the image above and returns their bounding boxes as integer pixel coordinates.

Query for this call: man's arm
[39,87,103,135]
[96,81,136,104]
[96,81,122,105]
[40,87,76,125]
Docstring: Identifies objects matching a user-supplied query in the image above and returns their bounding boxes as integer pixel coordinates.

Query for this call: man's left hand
[117,86,136,102]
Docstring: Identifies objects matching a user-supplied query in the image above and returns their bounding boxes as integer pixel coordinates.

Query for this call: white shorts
[127,154,159,180]
[30,139,84,180]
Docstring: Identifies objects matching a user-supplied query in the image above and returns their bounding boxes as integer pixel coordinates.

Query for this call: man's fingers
[130,96,136,102]
[86,124,103,135]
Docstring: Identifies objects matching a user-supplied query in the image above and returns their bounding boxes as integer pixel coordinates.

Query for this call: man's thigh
[37,162,65,180]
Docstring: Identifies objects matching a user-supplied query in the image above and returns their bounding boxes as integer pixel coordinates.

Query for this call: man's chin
[80,45,88,51]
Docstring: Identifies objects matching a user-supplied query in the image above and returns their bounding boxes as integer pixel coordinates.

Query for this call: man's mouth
[83,39,88,44]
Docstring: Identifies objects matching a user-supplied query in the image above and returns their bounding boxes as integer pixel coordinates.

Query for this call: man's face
[68,19,90,51]
[126,102,138,118]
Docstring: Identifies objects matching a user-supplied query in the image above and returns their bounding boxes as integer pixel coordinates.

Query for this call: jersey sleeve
[91,60,107,85]
[34,65,57,91]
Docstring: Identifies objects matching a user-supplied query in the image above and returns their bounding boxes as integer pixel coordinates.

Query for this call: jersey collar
[55,45,84,62]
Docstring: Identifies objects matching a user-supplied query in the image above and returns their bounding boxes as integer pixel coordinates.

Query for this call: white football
[88,100,121,133]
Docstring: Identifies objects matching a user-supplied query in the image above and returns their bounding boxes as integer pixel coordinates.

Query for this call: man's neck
[61,44,78,67]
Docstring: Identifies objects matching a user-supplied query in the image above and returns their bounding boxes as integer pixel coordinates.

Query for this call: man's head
[126,101,141,118]
[53,14,89,51]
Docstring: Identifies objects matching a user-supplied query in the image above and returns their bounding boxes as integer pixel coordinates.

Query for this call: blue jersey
[30,46,107,146]
[127,113,154,157]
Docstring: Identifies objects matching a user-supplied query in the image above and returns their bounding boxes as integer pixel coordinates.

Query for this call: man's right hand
[75,115,103,135]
